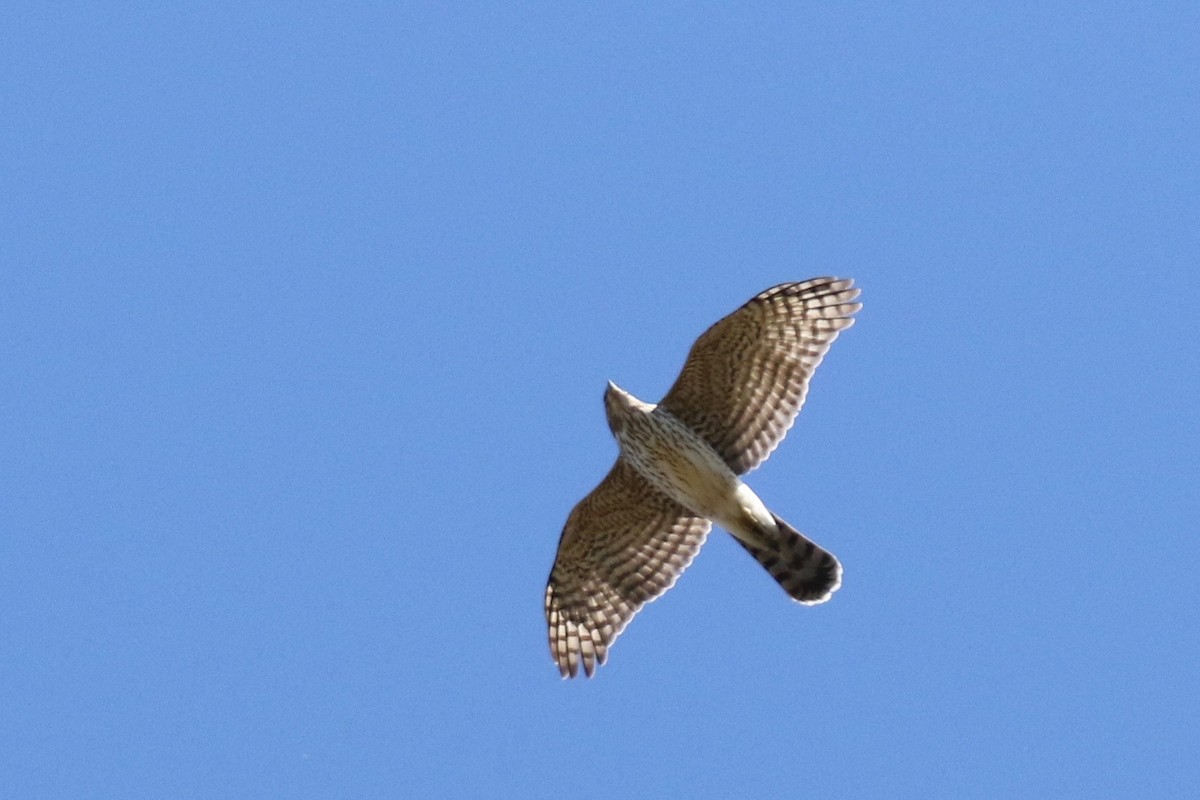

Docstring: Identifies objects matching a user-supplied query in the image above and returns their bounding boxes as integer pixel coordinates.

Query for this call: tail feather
[736,514,842,604]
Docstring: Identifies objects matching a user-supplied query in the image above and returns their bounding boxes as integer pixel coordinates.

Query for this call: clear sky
[3,3,1198,798]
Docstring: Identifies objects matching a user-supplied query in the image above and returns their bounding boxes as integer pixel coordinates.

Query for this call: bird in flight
[544,278,861,678]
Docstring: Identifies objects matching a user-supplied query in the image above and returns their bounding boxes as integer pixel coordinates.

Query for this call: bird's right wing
[544,459,712,678]
[658,278,861,475]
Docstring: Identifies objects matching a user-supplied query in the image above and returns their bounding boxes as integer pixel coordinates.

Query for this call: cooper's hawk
[544,278,861,678]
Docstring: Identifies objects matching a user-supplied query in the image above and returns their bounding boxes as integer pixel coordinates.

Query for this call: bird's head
[603,381,652,436]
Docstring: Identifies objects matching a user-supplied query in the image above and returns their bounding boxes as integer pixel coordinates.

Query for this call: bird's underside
[544,277,861,678]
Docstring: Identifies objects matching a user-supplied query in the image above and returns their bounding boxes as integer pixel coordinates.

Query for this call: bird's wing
[657,278,860,475]
[545,459,712,678]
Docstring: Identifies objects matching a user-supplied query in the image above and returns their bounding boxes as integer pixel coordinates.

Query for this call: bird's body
[545,278,861,678]
[605,383,773,547]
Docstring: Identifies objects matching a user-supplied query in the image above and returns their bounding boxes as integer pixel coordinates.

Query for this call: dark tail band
[735,514,842,604]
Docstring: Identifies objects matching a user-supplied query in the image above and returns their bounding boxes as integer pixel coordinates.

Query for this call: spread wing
[657,277,861,475]
[544,459,712,678]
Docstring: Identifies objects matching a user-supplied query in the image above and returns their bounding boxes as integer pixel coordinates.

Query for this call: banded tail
[736,513,842,604]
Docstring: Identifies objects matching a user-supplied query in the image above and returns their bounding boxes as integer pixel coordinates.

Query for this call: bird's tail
[735,513,842,605]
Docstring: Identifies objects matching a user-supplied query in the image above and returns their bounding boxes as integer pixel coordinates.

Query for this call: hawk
[544,278,861,678]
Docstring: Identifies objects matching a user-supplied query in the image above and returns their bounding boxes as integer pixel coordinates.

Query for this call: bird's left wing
[658,278,860,475]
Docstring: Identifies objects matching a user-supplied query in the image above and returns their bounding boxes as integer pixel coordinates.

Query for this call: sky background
[3,3,1198,798]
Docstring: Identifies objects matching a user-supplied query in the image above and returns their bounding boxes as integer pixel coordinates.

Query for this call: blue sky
[3,3,1198,797]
